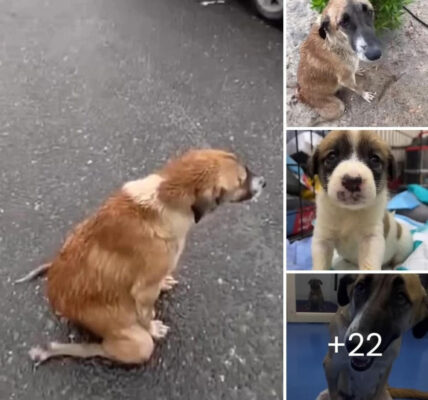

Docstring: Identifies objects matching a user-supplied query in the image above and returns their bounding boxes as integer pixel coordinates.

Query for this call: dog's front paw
[360,264,380,271]
[149,320,169,340]
[160,275,178,292]
[362,91,375,102]
[316,389,330,400]
[29,346,50,363]
[356,67,368,77]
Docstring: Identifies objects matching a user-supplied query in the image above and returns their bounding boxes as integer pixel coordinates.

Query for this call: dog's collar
[191,205,203,224]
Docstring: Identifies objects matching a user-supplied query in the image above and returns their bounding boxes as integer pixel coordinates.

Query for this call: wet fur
[26,149,264,364]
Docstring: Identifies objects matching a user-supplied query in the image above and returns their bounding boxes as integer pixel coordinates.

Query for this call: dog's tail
[14,263,51,284]
[389,387,428,399]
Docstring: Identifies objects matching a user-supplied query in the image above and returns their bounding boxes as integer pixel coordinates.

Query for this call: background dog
[317,274,428,400]
[309,131,413,270]
[309,278,325,312]
[297,0,382,121]
[25,149,265,364]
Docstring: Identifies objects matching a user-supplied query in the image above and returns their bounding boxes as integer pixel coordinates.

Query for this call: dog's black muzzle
[355,28,382,61]
[345,330,400,372]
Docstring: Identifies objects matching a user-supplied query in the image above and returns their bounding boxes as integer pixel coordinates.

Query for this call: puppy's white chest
[328,214,364,262]
[335,229,361,263]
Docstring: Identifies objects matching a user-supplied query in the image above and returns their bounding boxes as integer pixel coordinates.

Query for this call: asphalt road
[0,0,283,399]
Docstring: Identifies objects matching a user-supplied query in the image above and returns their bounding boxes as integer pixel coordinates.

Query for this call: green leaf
[310,0,415,31]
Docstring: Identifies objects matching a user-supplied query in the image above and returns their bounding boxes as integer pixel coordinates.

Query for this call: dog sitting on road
[317,274,428,400]
[297,0,382,121]
[18,149,265,364]
[309,131,413,270]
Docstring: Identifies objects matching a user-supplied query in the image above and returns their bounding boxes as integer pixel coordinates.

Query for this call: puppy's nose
[259,176,266,188]
[365,46,382,61]
[342,175,362,193]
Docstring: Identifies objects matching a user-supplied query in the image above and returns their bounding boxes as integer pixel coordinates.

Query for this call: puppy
[309,131,413,270]
[26,149,265,364]
[309,279,325,311]
[297,0,382,121]
[318,274,428,400]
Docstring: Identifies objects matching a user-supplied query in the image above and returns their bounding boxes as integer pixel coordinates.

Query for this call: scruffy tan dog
[297,0,382,120]
[22,149,265,364]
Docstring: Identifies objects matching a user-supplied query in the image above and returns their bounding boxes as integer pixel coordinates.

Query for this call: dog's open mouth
[336,191,365,206]
[350,356,374,372]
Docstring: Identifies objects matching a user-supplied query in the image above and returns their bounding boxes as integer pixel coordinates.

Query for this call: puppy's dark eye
[369,154,382,168]
[325,151,338,165]
[340,13,350,26]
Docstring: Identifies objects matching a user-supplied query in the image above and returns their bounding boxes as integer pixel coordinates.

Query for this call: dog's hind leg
[29,342,106,364]
[29,325,156,365]
[102,326,155,364]
[314,96,345,121]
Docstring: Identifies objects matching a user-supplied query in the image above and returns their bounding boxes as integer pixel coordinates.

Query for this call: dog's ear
[338,275,356,306]
[307,148,320,178]
[387,152,397,181]
[413,296,428,338]
[413,318,428,338]
[318,279,323,286]
[319,15,330,40]
[308,279,314,285]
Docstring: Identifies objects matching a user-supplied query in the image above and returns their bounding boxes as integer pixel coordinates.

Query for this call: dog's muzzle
[250,175,266,200]
[350,356,374,371]
[355,32,382,61]
[345,336,375,371]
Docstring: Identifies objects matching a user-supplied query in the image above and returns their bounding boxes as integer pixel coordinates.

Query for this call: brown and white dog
[22,149,265,364]
[297,0,382,121]
[318,274,428,400]
[309,131,413,270]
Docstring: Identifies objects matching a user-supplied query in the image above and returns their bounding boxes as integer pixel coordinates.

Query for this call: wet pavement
[0,0,282,399]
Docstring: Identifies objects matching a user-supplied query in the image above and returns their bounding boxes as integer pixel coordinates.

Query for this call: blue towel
[287,238,313,270]
[387,190,420,211]
[408,184,428,205]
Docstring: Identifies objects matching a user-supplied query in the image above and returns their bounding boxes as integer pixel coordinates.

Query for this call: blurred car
[251,0,283,21]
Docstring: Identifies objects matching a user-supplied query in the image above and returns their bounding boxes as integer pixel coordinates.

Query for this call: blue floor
[287,323,428,400]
